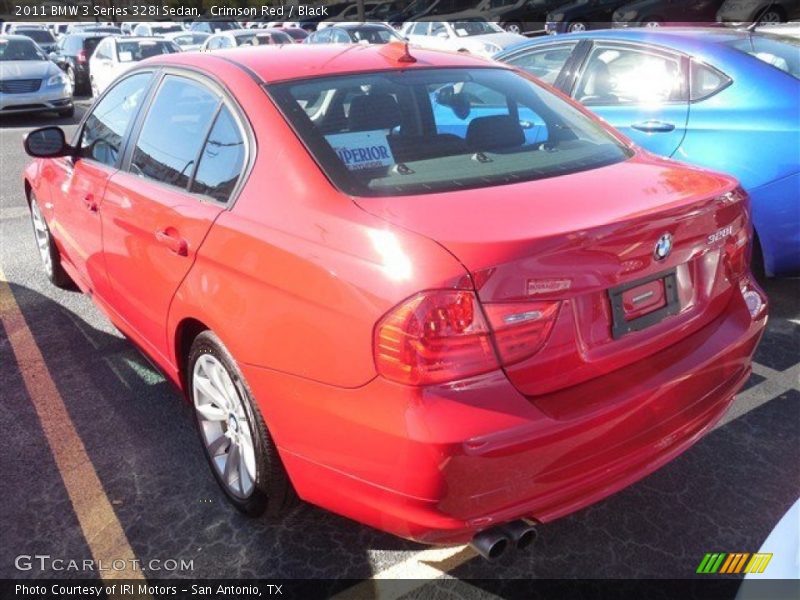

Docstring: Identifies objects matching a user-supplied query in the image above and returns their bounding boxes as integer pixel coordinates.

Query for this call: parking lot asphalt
[1,101,798,590]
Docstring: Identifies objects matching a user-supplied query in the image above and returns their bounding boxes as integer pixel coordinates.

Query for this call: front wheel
[29,194,72,288]
[504,21,523,34]
[188,331,295,517]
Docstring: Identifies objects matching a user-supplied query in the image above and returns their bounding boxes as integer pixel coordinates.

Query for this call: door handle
[83,194,98,212]
[631,120,676,133]
[155,229,188,257]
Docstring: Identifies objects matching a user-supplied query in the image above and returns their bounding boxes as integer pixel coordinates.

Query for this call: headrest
[466,115,525,151]
[348,93,401,131]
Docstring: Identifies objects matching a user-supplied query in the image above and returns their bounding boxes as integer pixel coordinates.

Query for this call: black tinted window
[79,72,152,166]
[130,76,219,188]
[191,106,246,203]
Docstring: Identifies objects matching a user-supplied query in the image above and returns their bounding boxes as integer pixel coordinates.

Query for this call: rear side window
[130,76,219,189]
[79,72,152,166]
[690,61,732,101]
[191,106,246,203]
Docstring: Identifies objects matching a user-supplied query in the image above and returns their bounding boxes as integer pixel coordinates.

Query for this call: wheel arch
[174,317,211,394]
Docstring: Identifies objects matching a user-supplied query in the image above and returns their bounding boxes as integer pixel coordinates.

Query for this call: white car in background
[200,28,293,52]
[88,36,179,96]
[132,22,185,37]
[162,31,210,52]
[401,16,526,57]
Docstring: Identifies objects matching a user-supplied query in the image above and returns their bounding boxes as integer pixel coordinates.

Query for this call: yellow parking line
[0,265,144,582]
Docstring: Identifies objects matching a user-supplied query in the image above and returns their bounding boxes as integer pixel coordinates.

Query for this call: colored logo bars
[696,553,773,574]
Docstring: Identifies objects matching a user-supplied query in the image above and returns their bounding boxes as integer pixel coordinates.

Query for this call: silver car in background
[0,36,73,117]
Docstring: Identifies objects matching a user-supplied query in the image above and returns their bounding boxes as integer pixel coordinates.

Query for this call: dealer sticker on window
[325,131,395,171]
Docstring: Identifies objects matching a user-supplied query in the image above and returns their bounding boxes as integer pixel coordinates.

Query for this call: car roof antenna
[380,40,417,64]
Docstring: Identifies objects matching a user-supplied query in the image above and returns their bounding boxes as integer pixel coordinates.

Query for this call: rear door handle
[155,229,188,257]
[83,194,98,212]
[631,120,676,133]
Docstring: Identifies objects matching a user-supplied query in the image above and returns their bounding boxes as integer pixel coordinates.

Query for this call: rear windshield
[268,67,631,197]
[117,40,177,62]
[724,34,800,80]
[17,29,55,43]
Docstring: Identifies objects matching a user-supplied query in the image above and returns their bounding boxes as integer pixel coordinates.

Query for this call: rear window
[17,29,55,44]
[117,40,178,62]
[724,34,800,80]
[268,67,631,197]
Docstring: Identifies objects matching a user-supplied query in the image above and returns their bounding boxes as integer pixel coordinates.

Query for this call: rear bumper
[244,282,766,544]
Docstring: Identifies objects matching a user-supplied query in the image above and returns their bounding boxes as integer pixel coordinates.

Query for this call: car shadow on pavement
[0,281,420,581]
[2,277,798,581]
[0,100,90,130]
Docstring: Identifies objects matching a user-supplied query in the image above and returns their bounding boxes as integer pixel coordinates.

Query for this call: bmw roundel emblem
[654,233,673,260]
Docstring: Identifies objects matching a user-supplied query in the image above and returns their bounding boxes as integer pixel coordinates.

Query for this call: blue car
[496,28,800,276]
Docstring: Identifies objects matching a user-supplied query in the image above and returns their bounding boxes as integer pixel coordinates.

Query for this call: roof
[152,42,502,83]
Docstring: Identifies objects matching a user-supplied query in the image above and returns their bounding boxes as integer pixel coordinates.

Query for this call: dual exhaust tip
[469,520,537,561]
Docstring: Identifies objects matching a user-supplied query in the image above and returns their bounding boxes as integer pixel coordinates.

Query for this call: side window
[94,40,109,59]
[505,43,576,85]
[411,22,429,36]
[332,30,350,43]
[78,72,152,166]
[315,29,332,43]
[575,46,684,106]
[690,60,731,101]
[220,36,234,49]
[430,22,447,37]
[130,76,220,189]
[191,105,246,203]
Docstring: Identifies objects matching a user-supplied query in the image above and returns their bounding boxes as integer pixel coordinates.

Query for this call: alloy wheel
[192,354,257,499]
[758,10,782,23]
[569,22,587,32]
[505,23,522,34]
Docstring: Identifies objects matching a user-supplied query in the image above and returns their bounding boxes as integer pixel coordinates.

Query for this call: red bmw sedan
[23,42,767,559]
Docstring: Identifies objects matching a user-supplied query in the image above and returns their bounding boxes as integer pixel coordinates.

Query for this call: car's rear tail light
[77,50,87,63]
[374,290,498,385]
[483,302,560,365]
[374,291,561,385]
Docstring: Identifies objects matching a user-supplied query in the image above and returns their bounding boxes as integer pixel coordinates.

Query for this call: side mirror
[24,127,70,158]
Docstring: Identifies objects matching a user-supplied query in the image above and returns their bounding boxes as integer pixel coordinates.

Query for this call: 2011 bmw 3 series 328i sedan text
[23,43,767,559]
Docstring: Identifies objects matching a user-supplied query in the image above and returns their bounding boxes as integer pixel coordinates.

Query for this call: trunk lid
[355,155,749,396]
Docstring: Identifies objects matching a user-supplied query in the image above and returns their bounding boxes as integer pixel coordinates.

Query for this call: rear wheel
[29,194,72,288]
[567,21,587,33]
[504,22,523,34]
[188,331,295,517]
[757,7,784,23]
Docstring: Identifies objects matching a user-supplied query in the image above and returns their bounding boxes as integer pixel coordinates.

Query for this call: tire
[188,331,295,517]
[29,194,72,288]
[67,66,83,95]
[756,8,784,24]
[58,105,75,118]
[567,21,587,33]
[642,19,662,28]
[504,21,523,34]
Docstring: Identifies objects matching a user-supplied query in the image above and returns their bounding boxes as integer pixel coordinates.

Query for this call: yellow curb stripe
[0,266,144,582]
